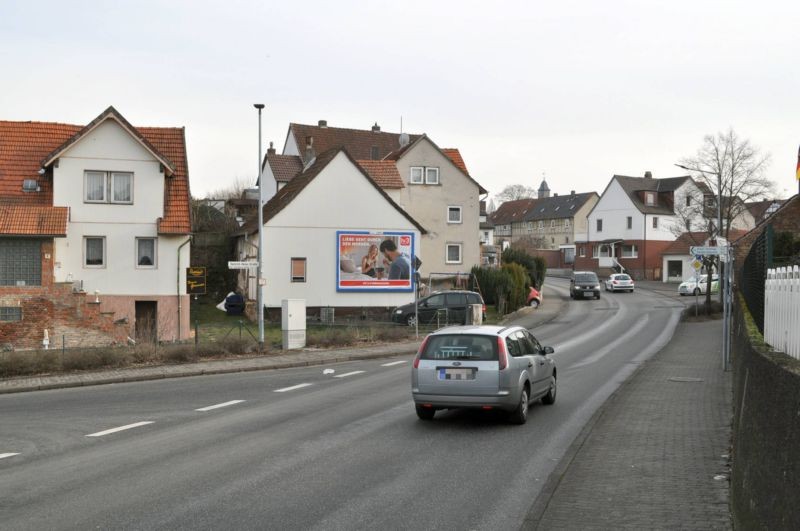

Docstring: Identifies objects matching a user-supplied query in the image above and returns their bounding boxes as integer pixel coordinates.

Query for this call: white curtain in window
[86,238,104,265]
[138,239,155,265]
[113,173,132,202]
[86,172,105,201]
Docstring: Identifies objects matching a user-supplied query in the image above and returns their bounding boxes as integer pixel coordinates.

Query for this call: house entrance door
[135,301,158,343]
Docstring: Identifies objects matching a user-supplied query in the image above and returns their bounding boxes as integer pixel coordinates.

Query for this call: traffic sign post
[689,246,723,256]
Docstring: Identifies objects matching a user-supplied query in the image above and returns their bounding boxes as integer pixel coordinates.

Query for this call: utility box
[467,304,483,325]
[282,299,306,349]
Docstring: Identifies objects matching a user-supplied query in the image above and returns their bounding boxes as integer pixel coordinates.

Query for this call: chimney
[570,190,575,196]
[267,141,276,156]
[644,171,653,179]
[554,193,558,197]
[371,122,380,132]
[318,120,327,128]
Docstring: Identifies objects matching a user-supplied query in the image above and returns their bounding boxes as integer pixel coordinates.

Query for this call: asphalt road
[0,278,685,530]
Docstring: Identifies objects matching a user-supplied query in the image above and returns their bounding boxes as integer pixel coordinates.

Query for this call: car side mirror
[542,346,555,355]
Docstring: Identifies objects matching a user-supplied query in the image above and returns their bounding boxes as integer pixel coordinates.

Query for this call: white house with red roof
[0,107,192,349]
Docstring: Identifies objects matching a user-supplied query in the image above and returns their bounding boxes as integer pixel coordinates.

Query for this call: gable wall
[388,139,480,274]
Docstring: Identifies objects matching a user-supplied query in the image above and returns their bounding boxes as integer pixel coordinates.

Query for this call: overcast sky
[2,0,798,200]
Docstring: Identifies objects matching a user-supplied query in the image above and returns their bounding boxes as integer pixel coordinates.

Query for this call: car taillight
[612,280,618,284]
[482,303,487,314]
[497,336,508,370]
[413,336,430,368]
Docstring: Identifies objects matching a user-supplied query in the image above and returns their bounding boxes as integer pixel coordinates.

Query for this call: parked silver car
[411,325,557,424]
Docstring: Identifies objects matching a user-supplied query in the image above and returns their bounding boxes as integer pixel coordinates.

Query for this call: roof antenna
[398,115,410,148]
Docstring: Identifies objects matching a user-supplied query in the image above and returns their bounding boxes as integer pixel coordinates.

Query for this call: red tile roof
[288,122,421,163]
[0,205,68,236]
[490,198,538,225]
[441,148,469,175]
[355,160,404,189]
[266,153,304,183]
[0,109,190,235]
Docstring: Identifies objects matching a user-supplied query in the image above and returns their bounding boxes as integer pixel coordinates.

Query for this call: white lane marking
[334,371,365,378]
[381,360,407,367]
[274,383,313,393]
[568,314,650,370]
[0,453,20,459]
[86,421,154,438]
[195,400,245,412]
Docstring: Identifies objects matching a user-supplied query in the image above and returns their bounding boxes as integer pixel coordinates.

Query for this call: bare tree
[678,128,774,241]
[203,175,255,201]
[495,184,536,203]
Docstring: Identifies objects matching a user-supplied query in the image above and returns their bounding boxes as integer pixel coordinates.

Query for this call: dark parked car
[570,271,601,300]
[391,290,486,327]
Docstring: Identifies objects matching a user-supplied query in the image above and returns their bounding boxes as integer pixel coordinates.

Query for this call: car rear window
[421,334,498,361]
[466,293,483,304]
[616,274,631,281]
[575,273,598,283]
[446,293,467,305]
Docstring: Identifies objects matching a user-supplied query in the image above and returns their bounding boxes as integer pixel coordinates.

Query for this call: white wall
[588,179,645,241]
[51,118,190,296]
[262,152,421,308]
[662,255,695,282]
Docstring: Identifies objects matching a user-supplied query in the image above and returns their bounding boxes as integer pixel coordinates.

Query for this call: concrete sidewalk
[0,287,562,395]
[524,318,732,530]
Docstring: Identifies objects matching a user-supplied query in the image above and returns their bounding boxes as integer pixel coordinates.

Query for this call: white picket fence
[764,266,800,360]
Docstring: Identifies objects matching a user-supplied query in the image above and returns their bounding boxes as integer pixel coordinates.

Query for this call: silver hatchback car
[411,325,557,424]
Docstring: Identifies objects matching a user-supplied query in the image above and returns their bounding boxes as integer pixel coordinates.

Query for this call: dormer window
[645,192,656,206]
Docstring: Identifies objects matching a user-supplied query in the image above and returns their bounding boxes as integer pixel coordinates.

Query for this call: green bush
[502,262,529,312]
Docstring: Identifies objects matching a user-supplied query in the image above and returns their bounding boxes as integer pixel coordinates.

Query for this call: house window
[446,243,462,264]
[370,146,379,160]
[705,197,715,207]
[565,219,571,229]
[136,238,157,267]
[565,236,570,243]
[686,196,691,207]
[425,167,439,184]
[538,221,544,232]
[447,206,462,223]
[626,216,632,229]
[550,220,556,230]
[579,246,585,257]
[291,257,306,282]
[84,237,106,267]
[621,244,638,258]
[0,239,41,286]
[652,217,659,229]
[84,171,133,204]
[645,192,655,206]
[596,219,603,232]
[0,307,22,322]
[410,167,424,184]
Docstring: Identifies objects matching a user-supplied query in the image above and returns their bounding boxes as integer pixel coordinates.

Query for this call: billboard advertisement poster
[337,231,415,292]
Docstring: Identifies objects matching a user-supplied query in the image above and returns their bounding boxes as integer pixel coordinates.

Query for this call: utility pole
[254,104,265,350]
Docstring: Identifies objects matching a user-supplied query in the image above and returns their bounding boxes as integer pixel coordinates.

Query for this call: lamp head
[254,104,265,110]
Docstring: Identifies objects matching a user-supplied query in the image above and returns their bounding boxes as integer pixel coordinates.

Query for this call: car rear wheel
[693,288,700,296]
[529,299,540,308]
[542,376,557,405]
[406,314,417,327]
[508,387,529,425]
[415,405,435,420]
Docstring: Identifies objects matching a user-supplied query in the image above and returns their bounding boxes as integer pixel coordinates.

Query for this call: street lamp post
[254,104,265,349]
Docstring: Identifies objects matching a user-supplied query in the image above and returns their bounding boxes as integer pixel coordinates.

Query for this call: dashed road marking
[0,453,20,459]
[86,421,154,438]
[274,383,313,393]
[381,361,407,367]
[334,371,365,378]
[196,400,245,412]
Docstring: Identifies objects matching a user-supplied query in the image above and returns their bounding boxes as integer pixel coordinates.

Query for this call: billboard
[337,231,415,292]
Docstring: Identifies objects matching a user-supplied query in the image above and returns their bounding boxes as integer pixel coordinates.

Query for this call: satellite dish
[398,132,410,147]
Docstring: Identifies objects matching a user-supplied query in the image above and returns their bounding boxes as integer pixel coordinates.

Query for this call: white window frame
[425,167,439,185]
[445,243,462,264]
[84,236,106,268]
[626,216,632,229]
[538,220,544,232]
[579,246,585,257]
[409,167,424,184]
[596,218,603,232]
[84,171,134,204]
[645,192,656,206]
[550,220,556,230]
[447,206,462,224]
[565,219,571,230]
[621,244,638,258]
[136,237,157,268]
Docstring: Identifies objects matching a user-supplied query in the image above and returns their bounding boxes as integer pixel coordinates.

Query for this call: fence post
[62,334,65,367]
[239,320,242,340]
[194,320,199,352]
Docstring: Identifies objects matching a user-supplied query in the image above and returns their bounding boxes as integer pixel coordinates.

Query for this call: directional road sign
[689,246,721,256]
[228,261,259,269]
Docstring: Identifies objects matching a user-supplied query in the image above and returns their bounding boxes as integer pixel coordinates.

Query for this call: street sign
[186,266,206,295]
[228,261,258,269]
[691,259,703,271]
[689,246,721,256]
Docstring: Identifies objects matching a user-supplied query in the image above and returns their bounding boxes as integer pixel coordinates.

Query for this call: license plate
[438,368,476,381]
